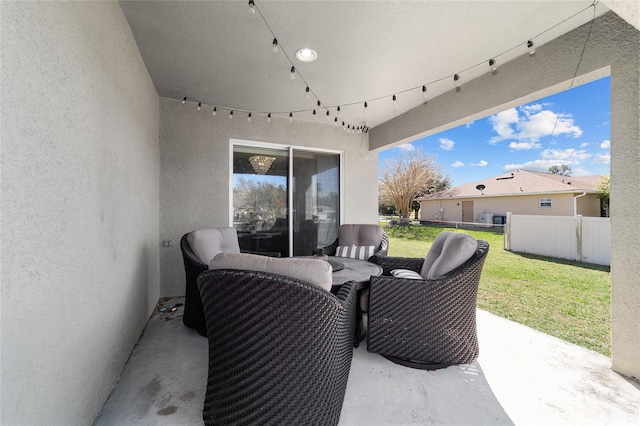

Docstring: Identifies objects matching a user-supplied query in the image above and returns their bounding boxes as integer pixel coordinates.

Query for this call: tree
[597,175,610,217]
[548,165,573,176]
[379,149,451,220]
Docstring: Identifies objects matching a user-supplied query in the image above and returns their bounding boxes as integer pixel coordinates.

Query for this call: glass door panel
[292,150,340,256]
[232,146,289,257]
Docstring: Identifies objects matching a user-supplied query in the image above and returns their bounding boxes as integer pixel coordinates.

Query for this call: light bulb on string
[289,112,293,122]
[248,0,255,14]
[305,86,311,98]
[527,40,535,55]
[212,107,217,116]
[197,102,201,111]
[317,100,321,108]
[267,113,271,123]
[342,121,346,130]
[325,110,330,121]
[392,95,397,107]
[229,110,234,120]
[247,113,252,122]
[364,102,368,113]
[272,38,278,53]
[290,66,296,80]
[454,74,460,91]
[313,109,317,119]
[337,106,341,115]
[334,117,338,126]
[182,97,187,104]
[489,59,497,73]
[422,85,428,100]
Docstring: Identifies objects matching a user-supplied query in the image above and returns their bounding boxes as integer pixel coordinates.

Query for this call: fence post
[576,214,583,262]
[505,212,512,251]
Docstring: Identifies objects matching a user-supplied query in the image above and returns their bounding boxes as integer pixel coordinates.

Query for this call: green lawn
[384,225,612,356]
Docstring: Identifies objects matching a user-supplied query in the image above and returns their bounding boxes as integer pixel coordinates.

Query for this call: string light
[334,117,338,126]
[527,40,535,55]
[177,1,595,133]
[313,109,317,119]
[364,101,368,113]
[489,59,497,73]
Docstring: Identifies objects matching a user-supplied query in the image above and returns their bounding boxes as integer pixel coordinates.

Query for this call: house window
[539,197,552,208]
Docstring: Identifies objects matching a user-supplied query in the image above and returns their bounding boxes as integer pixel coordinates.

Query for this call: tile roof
[422,170,604,199]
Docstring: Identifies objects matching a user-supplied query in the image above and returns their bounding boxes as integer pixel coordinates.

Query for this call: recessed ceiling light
[295,48,317,63]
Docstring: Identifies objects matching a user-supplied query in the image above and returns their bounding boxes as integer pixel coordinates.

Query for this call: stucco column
[610,57,640,380]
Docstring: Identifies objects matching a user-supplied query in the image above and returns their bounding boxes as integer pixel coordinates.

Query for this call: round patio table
[297,256,382,289]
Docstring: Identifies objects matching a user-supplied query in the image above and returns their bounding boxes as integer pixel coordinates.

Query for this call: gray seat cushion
[420,232,477,279]
[339,224,383,248]
[209,252,333,292]
[187,228,241,264]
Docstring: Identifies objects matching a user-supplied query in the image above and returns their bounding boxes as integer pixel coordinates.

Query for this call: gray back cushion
[187,228,241,264]
[339,224,383,248]
[420,232,477,279]
[209,252,332,292]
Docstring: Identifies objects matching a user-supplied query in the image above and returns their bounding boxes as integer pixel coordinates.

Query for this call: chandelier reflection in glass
[248,155,276,175]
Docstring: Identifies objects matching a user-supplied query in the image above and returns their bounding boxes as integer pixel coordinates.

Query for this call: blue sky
[378,76,611,187]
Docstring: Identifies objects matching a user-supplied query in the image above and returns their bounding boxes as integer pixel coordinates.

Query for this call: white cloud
[465,121,475,128]
[541,148,591,163]
[521,104,543,114]
[600,140,610,149]
[451,161,465,168]
[470,160,488,167]
[503,160,559,172]
[580,142,589,148]
[488,105,582,145]
[398,143,415,151]
[509,141,541,150]
[488,108,518,144]
[593,153,611,165]
[503,148,592,173]
[439,138,455,151]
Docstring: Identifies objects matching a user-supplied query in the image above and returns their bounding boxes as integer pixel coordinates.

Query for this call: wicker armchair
[181,230,280,336]
[367,238,489,369]
[197,268,357,425]
[321,224,389,260]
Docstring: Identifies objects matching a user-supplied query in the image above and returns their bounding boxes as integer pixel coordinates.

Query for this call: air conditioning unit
[477,213,494,224]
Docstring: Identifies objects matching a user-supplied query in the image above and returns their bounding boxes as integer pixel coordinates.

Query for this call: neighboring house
[419,170,607,224]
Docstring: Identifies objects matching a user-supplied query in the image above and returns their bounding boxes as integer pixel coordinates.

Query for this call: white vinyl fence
[504,212,610,266]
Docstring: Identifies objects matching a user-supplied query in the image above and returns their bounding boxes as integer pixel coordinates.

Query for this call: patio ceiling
[119,1,609,131]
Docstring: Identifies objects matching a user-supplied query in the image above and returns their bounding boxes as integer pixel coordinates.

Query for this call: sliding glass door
[232,143,341,257]
[292,150,340,256]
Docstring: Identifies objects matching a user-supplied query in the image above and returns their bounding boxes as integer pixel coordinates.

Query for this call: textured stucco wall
[373,12,640,380]
[159,98,378,296]
[1,2,160,424]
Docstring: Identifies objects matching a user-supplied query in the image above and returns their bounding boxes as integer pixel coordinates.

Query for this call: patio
[95,298,639,425]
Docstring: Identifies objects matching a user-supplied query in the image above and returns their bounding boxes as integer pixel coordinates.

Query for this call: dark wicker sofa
[367,239,489,369]
[197,268,357,425]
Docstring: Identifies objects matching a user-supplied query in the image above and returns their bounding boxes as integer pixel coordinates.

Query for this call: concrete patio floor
[94,297,639,425]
